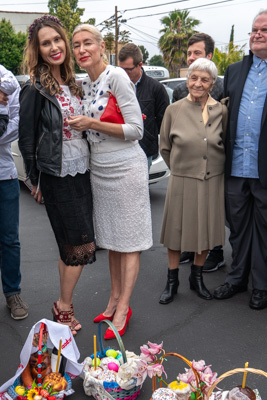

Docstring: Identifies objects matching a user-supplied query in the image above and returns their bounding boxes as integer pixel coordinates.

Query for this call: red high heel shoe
[104,307,132,340]
[93,311,115,323]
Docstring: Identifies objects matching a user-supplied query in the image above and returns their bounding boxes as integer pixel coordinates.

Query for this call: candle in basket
[51,338,66,375]
[242,362,249,388]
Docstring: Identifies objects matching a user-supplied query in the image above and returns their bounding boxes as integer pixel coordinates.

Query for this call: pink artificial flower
[147,341,163,355]
[140,345,155,363]
[135,359,148,385]
[178,368,196,384]
[191,360,206,372]
[147,363,167,379]
[200,367,218,387]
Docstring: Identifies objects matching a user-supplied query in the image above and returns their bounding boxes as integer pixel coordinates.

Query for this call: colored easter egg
[91,357,101,367]
[106,349,118,358]
[107,362,119,372]
[15,386,26,396]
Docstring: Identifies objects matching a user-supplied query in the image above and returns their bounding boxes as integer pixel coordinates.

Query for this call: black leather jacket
[19,79,63,186]
[136,70,169,157]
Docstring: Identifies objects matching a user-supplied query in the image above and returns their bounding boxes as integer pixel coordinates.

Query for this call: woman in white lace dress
[70,24,152,339]
[19,16,96,335]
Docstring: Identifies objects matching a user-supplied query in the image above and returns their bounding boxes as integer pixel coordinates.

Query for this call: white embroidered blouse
[56,85,89,177]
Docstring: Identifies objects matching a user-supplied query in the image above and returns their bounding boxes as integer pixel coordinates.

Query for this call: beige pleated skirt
[160,174,225,253]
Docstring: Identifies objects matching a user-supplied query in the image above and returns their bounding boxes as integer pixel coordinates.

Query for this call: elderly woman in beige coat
[159,58,227,304]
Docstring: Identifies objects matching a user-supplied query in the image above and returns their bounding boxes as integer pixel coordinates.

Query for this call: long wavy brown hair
[23,18,82,97]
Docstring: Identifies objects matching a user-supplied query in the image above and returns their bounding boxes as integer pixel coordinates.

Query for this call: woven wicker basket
[206,367,267,399]
[83,319,142,400]
[150,352,201,400]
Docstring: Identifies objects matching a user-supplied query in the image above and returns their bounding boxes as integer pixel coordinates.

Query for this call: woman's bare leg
[111,251,140,330]
[101,250,122,317]
[168,248,181,269]
[57,258,83,330]
[194,250,209,266]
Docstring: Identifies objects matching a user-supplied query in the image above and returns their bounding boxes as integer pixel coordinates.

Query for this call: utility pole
[115,6,118,66]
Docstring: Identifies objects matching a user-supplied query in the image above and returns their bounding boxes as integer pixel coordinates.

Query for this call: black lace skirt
[40,171,96,266]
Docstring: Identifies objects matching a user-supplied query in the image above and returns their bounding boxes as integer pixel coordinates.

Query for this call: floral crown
[28,15,63,41]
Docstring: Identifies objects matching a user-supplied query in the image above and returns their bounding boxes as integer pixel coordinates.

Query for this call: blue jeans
[0,179,21,296]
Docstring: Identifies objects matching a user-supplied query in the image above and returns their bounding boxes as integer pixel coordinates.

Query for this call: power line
[123,23,159,41]
[126,0,240,20]
[120,0,190,13]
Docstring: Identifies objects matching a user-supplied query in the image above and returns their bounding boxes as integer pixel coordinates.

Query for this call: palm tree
[213,25,245,75]
[159,10,200,76]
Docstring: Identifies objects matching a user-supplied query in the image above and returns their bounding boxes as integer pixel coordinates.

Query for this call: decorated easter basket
[6,373,72,400]
[83,320,142,400]
[206,367,266,399]
[0,319,83,400]
[150,352,202,400]
[4,322,73,400]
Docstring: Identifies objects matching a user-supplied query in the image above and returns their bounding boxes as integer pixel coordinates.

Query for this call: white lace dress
[82,65,153,252]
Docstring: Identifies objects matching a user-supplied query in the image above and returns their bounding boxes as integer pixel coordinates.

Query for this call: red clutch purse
[100,92,124,124]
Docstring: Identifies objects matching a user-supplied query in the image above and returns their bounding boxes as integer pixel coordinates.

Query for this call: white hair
[252,9,267,25]
[187,58,218,84]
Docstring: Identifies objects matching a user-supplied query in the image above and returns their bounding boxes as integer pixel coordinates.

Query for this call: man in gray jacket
[173,33,225,272]
[0,65,28,320]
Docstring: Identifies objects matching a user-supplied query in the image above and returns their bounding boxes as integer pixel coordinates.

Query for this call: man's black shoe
[180,251,194,264]
[249,289,267,310]
[214,282,247,299]
[203,249,225,272]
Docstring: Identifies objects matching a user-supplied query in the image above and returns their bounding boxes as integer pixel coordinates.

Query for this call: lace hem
[61,155,90,177]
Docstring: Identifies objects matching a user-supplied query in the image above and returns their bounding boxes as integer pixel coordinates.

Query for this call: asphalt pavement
[1,178,267,398]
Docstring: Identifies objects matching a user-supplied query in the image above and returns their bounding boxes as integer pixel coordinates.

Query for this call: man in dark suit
[214,10,267,309]
[118,43,169,171]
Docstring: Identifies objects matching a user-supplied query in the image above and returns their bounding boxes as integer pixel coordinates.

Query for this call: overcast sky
[0,0,266,59]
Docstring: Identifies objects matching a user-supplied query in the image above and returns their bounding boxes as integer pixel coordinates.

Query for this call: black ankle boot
[159,268,179,304]
[189,264,213,300]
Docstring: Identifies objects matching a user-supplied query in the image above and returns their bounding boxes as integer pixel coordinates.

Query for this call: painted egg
[91,357,101,367]
[106,349,118,358]
[107,362,119,372]
[15,386,26,395]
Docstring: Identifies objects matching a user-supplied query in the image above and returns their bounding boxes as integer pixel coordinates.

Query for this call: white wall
[0,11,44,33]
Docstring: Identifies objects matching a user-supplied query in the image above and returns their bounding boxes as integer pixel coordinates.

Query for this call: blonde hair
[72,24,109,65]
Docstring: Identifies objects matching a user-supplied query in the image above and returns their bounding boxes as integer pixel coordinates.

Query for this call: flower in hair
[28,15,63,41]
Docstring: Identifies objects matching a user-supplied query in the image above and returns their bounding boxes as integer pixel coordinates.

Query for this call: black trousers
[225,177,267,290]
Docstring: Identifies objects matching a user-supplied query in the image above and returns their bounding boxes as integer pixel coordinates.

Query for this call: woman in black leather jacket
[19,15,96,335]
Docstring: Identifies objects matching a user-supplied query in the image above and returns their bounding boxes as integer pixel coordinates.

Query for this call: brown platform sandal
[52,302,77,336]
[70,303,82,331]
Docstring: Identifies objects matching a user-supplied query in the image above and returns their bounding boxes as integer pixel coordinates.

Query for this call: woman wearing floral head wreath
[18,15,96,335]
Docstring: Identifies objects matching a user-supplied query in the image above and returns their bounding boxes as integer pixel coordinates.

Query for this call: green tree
[213,25,245,75]
[48,0,84,38]
[139,45,149,63]
[213,45,245,75]
[159,9,200,76]
[101,20,114,64]
[229,24,234,52]
[0,19,26,75]
[118,29,131,44]
[100,18,131,45]
[149,54,165,67]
